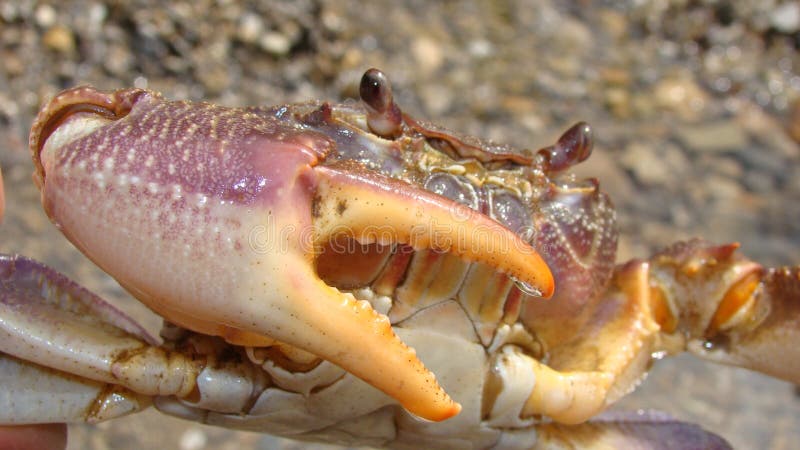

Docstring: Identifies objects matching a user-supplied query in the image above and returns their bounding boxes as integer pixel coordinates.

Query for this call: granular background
[1,1,798,448]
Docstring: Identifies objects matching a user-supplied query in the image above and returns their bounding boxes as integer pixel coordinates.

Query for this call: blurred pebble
[180,428,208,450]
[33,3,56,27]
[238,13,263,44]
[620,141,688,186]
[654,74,708,119]
[412,36,444,74]
[259,31,291,56]
[705,173,743,201]
[677,121,749,153]
[605,87,632,118]
[770,2,800,33]
[42,25,75,53]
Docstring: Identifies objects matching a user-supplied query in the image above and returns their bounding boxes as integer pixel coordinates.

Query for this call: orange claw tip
[406,399,462,422]
[313,164,556,300]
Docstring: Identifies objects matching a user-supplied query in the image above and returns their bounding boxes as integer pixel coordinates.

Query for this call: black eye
[359,68,392,112]
[359,68,403,138]
[539,122,593,172]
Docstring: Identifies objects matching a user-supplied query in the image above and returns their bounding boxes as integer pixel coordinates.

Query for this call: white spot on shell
[147,183,159,194]
[93,172,106,189]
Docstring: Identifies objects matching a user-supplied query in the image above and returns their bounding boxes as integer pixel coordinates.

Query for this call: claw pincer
[28,83,554,421]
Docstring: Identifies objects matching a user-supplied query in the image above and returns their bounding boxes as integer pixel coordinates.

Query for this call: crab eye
[360,68,392,112]
[359,68,402,138]
[538,122,593,172]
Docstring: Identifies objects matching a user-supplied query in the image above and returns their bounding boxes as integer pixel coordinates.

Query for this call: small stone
[104,44,133,76]
[770,2,800,33]
[42,25,75,53]
[34,4,57,27]
[620,141,688,186]
[598,9,627,40]
[676,121,749,153]
[2,51,24,76]
[412,36,443,74]
[467,39,493,58]
[179,427,207,450]
[198,64,231,95]
[237,13,263,44]
[705,173,743,201]
[742,170,774,194]
[605,87,632,118]
[259,31,291,56]
[600,67,631,86]
[654,74,708,119]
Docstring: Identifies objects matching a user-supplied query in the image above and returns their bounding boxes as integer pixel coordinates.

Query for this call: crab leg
[520,239,800,426]
[0,254,156,423]
[0,254,278,425]
[29,87,554,422]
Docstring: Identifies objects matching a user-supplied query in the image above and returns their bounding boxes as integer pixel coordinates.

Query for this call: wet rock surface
[0,1,798,449]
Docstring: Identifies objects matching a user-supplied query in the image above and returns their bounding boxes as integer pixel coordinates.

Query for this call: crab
[0,69,797,449]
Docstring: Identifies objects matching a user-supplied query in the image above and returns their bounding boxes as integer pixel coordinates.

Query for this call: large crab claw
[26,86,554,421]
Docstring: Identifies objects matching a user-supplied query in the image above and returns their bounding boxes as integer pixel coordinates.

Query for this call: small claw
[649,240,800,384]
[314,163,555,298]
[696,265,800,384]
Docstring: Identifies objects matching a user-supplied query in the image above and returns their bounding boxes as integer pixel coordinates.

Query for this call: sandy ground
[1,1,799,448]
